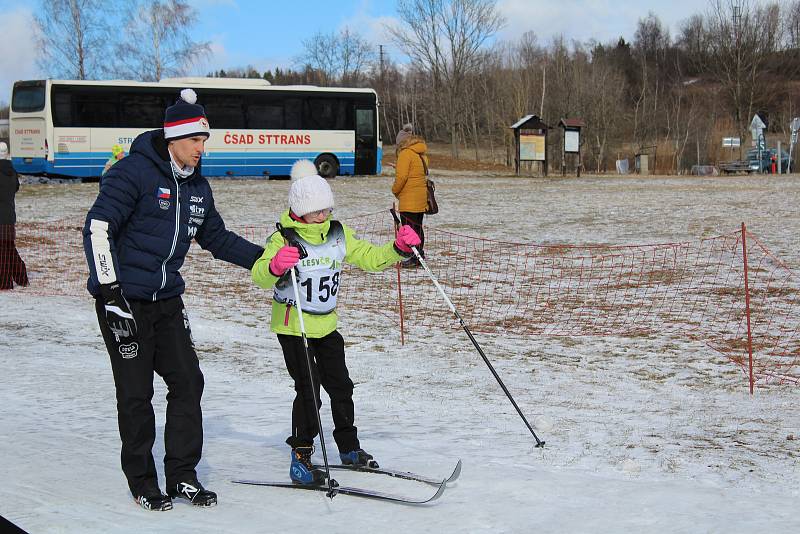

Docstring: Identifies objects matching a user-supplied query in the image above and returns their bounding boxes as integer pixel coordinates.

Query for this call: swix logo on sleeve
[96,253,111,279]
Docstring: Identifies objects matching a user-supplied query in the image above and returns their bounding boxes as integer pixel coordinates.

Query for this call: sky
[0,0,768,104]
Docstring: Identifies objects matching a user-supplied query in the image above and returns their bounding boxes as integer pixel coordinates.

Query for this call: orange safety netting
[7,212,800,387]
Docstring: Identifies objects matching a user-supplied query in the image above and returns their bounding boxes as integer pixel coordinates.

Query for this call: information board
[520,133,546,161]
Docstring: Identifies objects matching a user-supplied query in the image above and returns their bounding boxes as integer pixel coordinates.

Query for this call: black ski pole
[276,223,340,497]
[390,210,545,448]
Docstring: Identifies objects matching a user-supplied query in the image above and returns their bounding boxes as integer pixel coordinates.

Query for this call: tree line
[31,0,800,173]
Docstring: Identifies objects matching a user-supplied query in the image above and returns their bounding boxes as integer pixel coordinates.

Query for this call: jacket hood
[398,135,427,154]
[279,209,331,245]
[129,129,201,181]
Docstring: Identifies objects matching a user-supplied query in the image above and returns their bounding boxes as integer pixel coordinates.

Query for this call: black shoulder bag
[418,154,438,215]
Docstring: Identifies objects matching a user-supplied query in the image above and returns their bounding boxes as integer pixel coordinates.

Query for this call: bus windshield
[12,82,46,113]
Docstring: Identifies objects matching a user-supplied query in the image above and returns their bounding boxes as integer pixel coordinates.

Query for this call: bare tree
[697,0,784,148]
[631,12,671,146]
[785,0,800,48]
[388,0,505,157]
[114,0,210,81]
[34,0,109,79]
[298,28,375,86]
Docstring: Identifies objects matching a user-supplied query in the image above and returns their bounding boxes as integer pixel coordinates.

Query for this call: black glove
[100,282,137,340]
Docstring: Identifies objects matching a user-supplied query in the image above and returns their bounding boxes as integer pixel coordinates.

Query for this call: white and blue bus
[10,77,381,178]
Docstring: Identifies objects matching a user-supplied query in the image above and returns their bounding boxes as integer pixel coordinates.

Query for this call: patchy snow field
[2,172,800,533]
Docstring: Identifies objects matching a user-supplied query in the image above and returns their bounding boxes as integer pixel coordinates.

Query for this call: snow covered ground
[2,173,800,533]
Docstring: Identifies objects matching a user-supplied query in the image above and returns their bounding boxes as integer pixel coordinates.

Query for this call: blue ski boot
[290,446,326,485]
[339,449,379,469]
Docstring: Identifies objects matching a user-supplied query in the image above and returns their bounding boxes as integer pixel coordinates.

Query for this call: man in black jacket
[82,89,263,511]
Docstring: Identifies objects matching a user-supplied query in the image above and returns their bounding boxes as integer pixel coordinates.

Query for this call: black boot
[133,488,173,511]
[339,449,379,468]
[167,479,217,507]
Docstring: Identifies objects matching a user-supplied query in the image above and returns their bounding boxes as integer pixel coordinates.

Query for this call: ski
[232,478,447,505]
[314,459,462,486]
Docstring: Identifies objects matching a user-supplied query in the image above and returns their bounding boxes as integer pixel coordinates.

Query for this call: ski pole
[390,210,545,448]
[276,223,340,497]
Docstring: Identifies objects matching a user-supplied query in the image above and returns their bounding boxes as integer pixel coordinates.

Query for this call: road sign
[750,114,767,131]
[722,137,741,148]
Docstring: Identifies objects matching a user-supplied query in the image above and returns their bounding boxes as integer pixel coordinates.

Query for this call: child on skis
[252,160,421,484]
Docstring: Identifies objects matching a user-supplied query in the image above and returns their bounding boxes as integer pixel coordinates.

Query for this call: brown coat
[392,136,428,213]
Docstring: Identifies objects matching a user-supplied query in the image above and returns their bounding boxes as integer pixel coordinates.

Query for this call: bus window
[121,92,167,128]
[305,98,338,130]
[12,83,46,113]
[335,99,351,130]
[75,93,118,127]
[246,98,283,129]
[285,99,302,129]
[53,92,73,126]
[356,108,374,137]
[203,94,245,129]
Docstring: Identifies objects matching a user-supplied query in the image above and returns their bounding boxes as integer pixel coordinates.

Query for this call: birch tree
[34,0,109,79]
[114,0,210,81]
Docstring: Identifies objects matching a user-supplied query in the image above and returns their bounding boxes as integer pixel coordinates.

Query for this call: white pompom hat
[288,160,334,217]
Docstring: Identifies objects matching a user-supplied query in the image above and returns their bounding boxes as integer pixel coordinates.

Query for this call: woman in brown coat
[392,135,428,266]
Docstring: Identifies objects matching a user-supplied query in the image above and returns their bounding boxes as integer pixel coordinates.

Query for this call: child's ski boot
[290,446,326,485]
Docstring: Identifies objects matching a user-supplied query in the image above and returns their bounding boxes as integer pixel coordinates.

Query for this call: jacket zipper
[153,176,181,301]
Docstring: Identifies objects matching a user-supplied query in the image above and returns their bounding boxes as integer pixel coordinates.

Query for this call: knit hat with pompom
[163,88,210,141]
[288,160,334,217]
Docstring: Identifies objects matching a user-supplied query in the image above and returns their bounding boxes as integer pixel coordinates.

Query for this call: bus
[9,77,381,178]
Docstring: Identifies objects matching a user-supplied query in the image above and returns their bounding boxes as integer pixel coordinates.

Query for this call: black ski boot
[167,479,218,507]
[340,449,379,468]
[133,488,173,511]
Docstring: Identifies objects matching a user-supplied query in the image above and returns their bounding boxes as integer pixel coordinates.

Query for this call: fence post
[391,209,406,345]
[741,222,755,394]
[396,262,405,345]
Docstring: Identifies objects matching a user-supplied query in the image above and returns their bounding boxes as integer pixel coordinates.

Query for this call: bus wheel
[315,155,339,179]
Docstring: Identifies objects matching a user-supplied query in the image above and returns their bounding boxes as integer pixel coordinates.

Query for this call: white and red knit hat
[163,89,210,141]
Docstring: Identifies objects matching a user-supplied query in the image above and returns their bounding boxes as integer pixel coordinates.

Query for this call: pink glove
[270,245,301,276]
[394,225,421,253]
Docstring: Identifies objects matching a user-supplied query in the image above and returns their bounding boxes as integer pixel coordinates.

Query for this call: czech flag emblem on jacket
[158,187,171,199]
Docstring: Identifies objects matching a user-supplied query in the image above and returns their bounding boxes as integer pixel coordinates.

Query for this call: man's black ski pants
[96,296,204,496]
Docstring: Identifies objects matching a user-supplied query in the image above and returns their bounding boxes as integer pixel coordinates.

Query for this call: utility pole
[379,44,385,82]
[378,44,389,139]
[733,1,743,160]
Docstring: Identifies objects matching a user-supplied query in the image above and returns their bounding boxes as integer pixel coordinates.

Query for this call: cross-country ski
[314,459,462,486]
[232,478,448,505]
